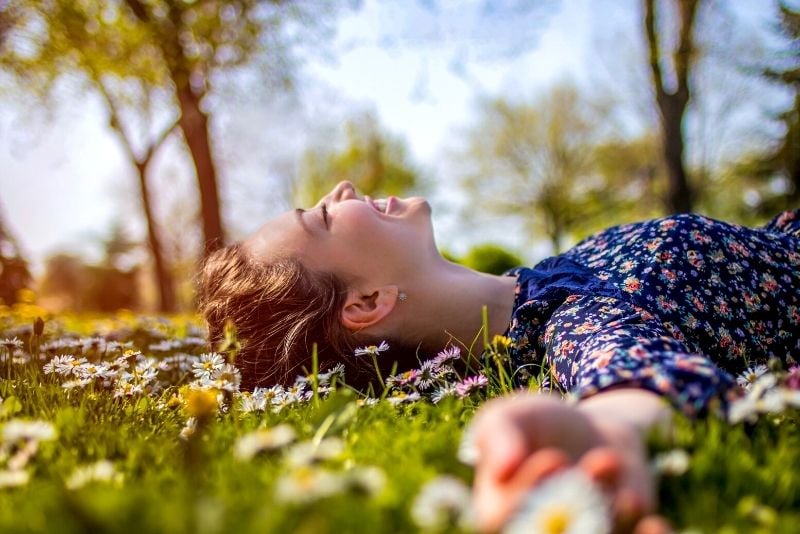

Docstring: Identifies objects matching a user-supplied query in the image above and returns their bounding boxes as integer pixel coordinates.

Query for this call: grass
[0,304,798,533]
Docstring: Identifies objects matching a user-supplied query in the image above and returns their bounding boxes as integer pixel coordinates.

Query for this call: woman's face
[244,181,437,285]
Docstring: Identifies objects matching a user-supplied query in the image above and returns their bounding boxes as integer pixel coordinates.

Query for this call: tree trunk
[644,0,699,214]
[176,84,225,257]
[657,95,693,213]
[136,161,177,313]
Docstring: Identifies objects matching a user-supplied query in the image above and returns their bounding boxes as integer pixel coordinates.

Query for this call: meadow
[0,302,798,534]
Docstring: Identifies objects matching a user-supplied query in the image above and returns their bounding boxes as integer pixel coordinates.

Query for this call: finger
[508,447,571,492]
[475,448,571,534]
[632,515,673,534]
[613,488,649,534]
[579,447,623,491]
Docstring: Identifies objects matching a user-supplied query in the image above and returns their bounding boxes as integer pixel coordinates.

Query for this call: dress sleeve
[541,294,737,417]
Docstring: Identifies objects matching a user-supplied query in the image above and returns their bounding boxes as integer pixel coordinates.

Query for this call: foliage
[0,309,797,532]
[458,84,642,254]
[452,243,524,276]
[293,113,423,208]
[0,208,31,306]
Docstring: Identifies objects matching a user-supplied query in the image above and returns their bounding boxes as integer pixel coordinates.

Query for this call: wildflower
[431,385,458,404]
[285,437,345,467]
[416,360,438,390]
[387,391,421,406]
[192,353,226,380]
[234,425,297,461]
[184,388,219,419]
[113,380,144,398]
[148,339,183,353]
[652,449,690,476]
[492,335,512,350]
[410,475,473,531]
[504,469,612,534]
[0,469,30,488]
[457,423,478,466]
[736,364,769,390]
[62,378,93,390]
[65,460,123,490]
[455,374,489,398]
[433,345,461,368]
[345,466,386,495]
[43,355,74,375]
[354,341,389,358]
[179,417,198,440]
[274,466,347,503]
[356,398,379,407]
[76,362,115,380]
[53,356,87,377]
[317,363,346,386]
[2,420,57,443]
[386,369,420,389]
[1,338,24,351]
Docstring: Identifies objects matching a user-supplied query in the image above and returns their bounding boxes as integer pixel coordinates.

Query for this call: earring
[398,291,408,302]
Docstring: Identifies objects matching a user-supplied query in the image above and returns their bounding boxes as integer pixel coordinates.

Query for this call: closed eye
[321,203,329,229]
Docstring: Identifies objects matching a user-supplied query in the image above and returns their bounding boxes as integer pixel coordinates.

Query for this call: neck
[400,258,519,356]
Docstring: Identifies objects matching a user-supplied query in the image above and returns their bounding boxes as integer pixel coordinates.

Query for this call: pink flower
[455,375,488,398]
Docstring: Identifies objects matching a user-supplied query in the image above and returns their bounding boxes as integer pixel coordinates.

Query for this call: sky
[0,0,791,275]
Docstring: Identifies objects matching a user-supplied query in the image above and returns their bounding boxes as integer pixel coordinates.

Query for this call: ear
[341,285,400,332]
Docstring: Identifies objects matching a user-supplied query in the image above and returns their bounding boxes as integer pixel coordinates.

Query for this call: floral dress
[504,209,800,416]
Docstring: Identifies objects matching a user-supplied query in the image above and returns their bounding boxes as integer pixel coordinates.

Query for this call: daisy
[285,437,345,467]
[504,469,612,534]
[43,355,75,375]
[191,352,226,380]
[2,419,57,443]
[416,360,438,390]
[65,460,123,490]
[431,384,458,404]
[386,369,420,388]
[455,374,489,398]
[344,466,386,495]
[274,467,347,504]
[736,364,769,390]
[410,475,473,531]
[387,391,421,406]
[0,470,30,488]
[432,345,462,368]
[354,341,389,357]
[234,425,297,461]
[1,337,24,351]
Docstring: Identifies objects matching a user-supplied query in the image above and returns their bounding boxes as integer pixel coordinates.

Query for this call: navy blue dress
[503,209,800,416]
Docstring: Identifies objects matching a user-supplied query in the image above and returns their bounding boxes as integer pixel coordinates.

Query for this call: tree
[458,85,618,254]
[0,206,32,306]
[292,113,422,207]
[643,0,702,213]
[1,0,343,308]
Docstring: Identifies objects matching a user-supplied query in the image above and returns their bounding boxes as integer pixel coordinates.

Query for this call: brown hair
[195,242,399,390]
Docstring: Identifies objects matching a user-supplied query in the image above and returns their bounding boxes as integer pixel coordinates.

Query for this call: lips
[366,196,396,215]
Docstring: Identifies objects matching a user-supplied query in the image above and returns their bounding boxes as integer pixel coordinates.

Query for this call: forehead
[242,210,307,263]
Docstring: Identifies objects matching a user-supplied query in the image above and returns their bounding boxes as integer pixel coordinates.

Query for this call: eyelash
[321,204,329,228]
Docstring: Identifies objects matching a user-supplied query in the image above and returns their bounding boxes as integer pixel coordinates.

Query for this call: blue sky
[0,0,791,274]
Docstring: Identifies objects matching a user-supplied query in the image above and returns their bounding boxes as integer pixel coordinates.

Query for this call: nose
[332,180,357,201]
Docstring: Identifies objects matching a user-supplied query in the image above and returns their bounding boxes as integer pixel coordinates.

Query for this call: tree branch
[674,0,700,101]
[644,0,664,97]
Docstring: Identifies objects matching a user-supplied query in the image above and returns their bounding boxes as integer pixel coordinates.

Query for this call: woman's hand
[470,393,671,533]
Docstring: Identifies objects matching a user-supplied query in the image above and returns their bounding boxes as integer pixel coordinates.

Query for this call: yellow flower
[492,335,512,350]
[184,388,219,419]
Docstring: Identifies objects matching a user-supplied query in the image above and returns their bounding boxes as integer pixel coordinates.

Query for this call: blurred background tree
[39,223,140,312]
[0,204,32,306]
[292,112,423,207]
[0,0,347,311]
[458,84,624,254]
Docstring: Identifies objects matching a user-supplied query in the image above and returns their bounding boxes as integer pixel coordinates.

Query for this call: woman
[197,180,800,532]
